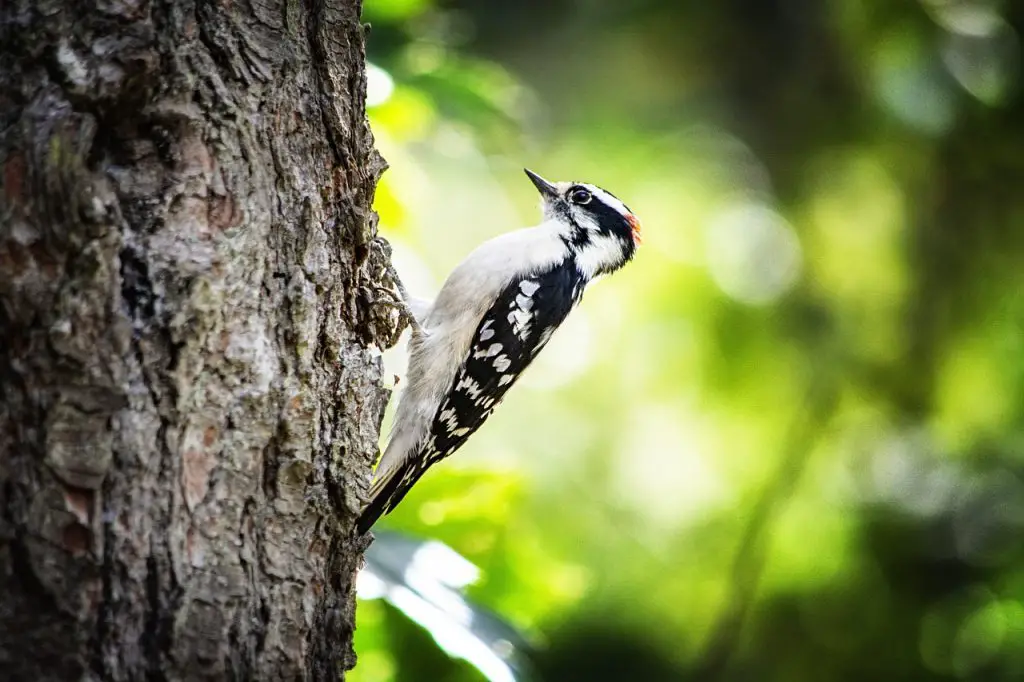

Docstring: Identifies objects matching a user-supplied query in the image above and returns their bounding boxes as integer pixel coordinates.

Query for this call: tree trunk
[0,1,394,679]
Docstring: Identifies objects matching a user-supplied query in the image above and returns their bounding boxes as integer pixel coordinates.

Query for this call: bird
[357,169,642,534]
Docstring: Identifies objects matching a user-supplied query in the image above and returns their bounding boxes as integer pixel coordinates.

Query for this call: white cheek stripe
[574,212,601,233]
[588,185,631,219]
[575,233,625,280]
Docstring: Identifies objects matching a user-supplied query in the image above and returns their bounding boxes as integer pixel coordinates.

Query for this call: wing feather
[356,263,585,533]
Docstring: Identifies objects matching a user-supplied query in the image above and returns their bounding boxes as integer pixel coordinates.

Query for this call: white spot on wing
[494,355,511,372]
[474,342,503,359]
[508,308,532,340]
[498,375,514,386]
[515,293,534,311]
[439,406,460,433]
[520,280,540,296]
[456,375,483,399]
[479,319,495,341]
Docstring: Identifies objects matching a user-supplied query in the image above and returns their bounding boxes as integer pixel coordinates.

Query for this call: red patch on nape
[626,214,643,244]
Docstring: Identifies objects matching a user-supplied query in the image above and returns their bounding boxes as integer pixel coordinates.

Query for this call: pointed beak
[524,168,559,200]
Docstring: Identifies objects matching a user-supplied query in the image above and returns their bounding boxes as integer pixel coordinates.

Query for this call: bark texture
[0,1,396,679]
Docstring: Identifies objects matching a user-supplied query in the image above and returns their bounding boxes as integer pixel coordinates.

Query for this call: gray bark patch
[0,1,393,679]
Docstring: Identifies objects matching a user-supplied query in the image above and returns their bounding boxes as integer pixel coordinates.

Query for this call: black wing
[356,263,585,533]
[427,263,585,461]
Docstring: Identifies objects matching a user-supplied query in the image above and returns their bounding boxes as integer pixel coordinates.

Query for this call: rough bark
[0,1,395,679]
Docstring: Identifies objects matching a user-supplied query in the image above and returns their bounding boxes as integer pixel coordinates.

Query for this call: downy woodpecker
[357,169,642,534]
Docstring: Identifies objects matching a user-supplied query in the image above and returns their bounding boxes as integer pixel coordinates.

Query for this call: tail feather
[359,388,431,534]
[356,458,430,535]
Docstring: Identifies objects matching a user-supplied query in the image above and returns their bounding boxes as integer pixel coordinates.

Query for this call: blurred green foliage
[355,0,1024,680]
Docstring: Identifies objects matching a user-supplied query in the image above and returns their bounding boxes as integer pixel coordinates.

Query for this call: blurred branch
[358,530,537,682]
[692,377,838,681]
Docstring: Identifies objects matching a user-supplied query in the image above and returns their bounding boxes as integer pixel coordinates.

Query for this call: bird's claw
[377,260,426,337]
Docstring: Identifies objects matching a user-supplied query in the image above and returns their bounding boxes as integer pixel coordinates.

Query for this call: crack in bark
[306,0,350,168]
[89,461,117,678]
[143,554,170,682]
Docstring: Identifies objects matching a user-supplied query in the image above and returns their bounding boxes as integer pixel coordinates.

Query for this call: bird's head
[525,168,642,277]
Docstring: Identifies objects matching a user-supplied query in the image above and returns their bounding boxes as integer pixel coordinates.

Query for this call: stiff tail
[356,458,430,535]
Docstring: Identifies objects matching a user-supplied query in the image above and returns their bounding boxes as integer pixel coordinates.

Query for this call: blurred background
[353,0,1024,680]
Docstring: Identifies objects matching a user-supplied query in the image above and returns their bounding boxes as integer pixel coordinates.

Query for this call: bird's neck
[553,225,629,281]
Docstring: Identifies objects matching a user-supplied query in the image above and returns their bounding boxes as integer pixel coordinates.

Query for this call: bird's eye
[569,188,592,205]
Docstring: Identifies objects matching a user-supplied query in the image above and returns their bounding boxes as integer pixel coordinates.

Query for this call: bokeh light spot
[366,63,396,108]
[704,202,802,305]
[942,19,1020,104]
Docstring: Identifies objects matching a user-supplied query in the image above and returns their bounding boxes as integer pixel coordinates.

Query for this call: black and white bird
[357,169,642,534]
